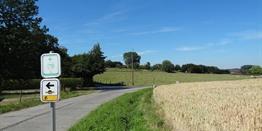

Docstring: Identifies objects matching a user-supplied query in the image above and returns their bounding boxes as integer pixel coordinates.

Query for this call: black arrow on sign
[46,82,54,89]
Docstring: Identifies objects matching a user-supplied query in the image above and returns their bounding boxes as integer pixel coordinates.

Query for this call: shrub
[1,78,83,91]
[60,78,83,90]
[152,64,162,71]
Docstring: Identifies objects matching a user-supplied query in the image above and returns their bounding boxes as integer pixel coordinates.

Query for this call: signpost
[40,52,61,131]
[40,78,60,102]
[41,53,61,78]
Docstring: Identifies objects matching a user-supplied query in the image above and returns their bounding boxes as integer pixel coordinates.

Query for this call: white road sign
[41,53,61,78]
[40,78,60,102]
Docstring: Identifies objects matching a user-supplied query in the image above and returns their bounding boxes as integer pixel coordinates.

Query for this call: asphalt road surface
[0,87,145,131]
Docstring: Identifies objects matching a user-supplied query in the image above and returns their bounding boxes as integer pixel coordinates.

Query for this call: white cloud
[112,29,129,33]
[229,30,262,40]
[84,10,127,27]
[176,39,232,52]
[176,46,205,52]
[207,39,231,46]
[98,11,125,21]
[138,50,158,55]
[131,27,180,35]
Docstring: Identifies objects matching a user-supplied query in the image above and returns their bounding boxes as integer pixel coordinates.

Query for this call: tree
[145,62,151,70]
[72,43,106,86]
[105,60,114,68]
[174,65,181,71]
[114,62,123,68]
[0,0,70,79]
[105,60,123,68]
[123,52,141,69]
[162,60,175,73]
[0,0,69,99]
[248,65,262,75]
[241,65,254,74]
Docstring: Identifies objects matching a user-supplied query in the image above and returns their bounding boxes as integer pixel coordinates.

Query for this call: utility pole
[131,50,134,86]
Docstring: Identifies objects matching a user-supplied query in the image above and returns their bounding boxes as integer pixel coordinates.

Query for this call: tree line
[240,65,262,75]
[107,52,230,74]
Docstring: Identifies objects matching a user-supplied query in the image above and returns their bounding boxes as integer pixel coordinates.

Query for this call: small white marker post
[40,51,61,131]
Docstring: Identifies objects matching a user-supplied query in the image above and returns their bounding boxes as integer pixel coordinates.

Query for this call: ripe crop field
[153,79,262,131]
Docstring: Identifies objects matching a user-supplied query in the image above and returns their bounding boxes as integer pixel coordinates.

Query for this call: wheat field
[153,79,262,131]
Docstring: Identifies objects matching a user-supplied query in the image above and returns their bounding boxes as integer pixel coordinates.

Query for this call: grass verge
[0,90,93,114]
[69,88,169,131]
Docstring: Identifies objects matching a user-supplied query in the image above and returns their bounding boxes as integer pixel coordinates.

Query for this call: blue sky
[37,0,262,69]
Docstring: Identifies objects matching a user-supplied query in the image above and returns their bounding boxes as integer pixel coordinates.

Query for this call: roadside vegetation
[0,90,93,114]
[70,88,170,131]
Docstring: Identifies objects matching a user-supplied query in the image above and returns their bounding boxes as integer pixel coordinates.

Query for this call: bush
[1,79,36,90]
[60,78,83,90]
[152,64,162,71]
[0,80,3,94]
[1,78,84,91]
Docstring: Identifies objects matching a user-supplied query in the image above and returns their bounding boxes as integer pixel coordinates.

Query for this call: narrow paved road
[0,87,145,131]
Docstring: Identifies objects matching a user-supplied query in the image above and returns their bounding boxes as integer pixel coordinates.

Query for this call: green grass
[94,68,250,86]
[0,90,93,114]
[69,88,169,131]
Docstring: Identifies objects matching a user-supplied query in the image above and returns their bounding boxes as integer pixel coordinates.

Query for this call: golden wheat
[153,79,262,131]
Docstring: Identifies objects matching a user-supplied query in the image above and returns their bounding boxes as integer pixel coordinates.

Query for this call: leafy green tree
[105,60,123,68]
[162,60,175,73]
[248,66,262,75]
[72,44,106,86]
[241,65,254,74]
[0,0,71,97]
[145,62,151,70]
[123,52,141,69]
[174,65,181,71]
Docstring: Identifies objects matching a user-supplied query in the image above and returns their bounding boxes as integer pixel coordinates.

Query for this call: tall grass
[0,90,93,114]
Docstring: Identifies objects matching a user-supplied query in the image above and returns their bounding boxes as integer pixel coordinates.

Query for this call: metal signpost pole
[49,51,56,131]
[131,50,134,86]
[50,102,56,131]
[41,51,61,131]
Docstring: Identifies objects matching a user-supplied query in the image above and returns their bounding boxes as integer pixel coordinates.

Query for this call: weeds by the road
[69,88,169,131]
[0,90,93,114]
